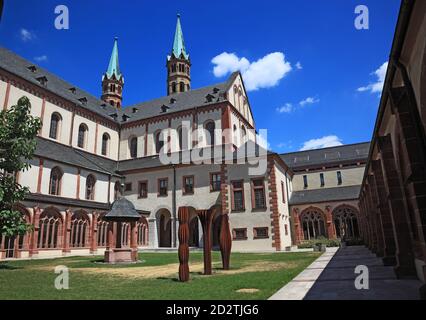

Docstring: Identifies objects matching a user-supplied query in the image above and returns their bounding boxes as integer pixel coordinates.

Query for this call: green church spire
[105,37,123,81]
[171,14,189,60]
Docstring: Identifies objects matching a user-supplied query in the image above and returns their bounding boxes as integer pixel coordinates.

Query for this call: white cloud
[34,55,48,62]
[300,135,343,151]
[299,97,320,106]
[357,61,388,94]
[211,52,292,91]
[20,28,35,42]
[276,103,293,114]
[211,52,250,78]
[295,62,303,70]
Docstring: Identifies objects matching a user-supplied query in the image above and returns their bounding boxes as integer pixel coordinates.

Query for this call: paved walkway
[269,246,423,300]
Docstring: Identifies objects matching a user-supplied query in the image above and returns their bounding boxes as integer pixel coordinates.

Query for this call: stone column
[292,208,303,244]
[368,174,385,257]
[391,85,426,280]
[372,159,397,265]
[29,207,41,256]
[62,209,71,254]
[197,209,214,275]
[325,206,337,240]
[90,212,98,254]
[130,221,138,261]
[378,135,416,278]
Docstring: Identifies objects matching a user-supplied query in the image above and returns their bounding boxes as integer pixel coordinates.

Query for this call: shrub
[297,237,341,249]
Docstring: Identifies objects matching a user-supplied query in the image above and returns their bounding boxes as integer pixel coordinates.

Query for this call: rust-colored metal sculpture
[219,213,232,270]
[178,207,190,282]
[197,209,214,275]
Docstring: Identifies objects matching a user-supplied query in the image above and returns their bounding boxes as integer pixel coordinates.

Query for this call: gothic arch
[70,210,90,248]
[156,208,172,248]
[299,206,327,240]
[38,206,63,249]
[332,204,360,239]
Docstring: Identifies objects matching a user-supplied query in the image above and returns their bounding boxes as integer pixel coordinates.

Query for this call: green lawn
[0,251,320,300]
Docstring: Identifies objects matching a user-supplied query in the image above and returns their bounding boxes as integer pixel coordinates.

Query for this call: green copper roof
[171,14,189,60]
[105,37,123,81]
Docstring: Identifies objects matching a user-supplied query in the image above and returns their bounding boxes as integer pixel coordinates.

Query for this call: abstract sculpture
[178,207,190,282]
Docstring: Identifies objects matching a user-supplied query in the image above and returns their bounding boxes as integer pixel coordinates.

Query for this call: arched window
[121,222,130,247]
[155,131,164,154]
[49,113,61,140]
[300,208,326,240]
[49,167,63,196]
[241,126,247,143]
[137,217,149,246]
[205,121,215,146]
[129,137,138,158]
[70,211,90,248]
[97,214,109,247]
[101,133,110,156]
[77,123,88,148]
[177,127,183,150]
[172,82,177,93]
[37,209,62,249]
[180,82,185,92]
[333,206,360,240]
[114,181,121,200]
[85,174,96,200]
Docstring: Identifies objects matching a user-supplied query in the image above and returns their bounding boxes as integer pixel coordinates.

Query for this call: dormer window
[100,103,107,109]
[36,76,48,86]
[27,65,37,72]
[122,114,130,122]
[78,97,88,105]
[109,113,118,120]
[170,98,176,104]
[161,105,170,113]
[132,108,138,113]
[205,94,215,103]
[213,87,220,94]
[69,87,76,94]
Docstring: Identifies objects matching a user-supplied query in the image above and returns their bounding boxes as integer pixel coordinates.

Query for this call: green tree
[0,96,42,236]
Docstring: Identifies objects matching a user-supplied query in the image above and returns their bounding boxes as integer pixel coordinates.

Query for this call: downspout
[172,164,177,247]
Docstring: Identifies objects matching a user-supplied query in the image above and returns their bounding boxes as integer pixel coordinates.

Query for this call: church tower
[167,14,191,95]
[102,37,124,109]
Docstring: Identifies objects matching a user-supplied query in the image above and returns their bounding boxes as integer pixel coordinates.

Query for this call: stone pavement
[269,246,423,300]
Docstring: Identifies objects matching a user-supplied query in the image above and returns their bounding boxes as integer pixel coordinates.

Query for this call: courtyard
[0,251,320,300]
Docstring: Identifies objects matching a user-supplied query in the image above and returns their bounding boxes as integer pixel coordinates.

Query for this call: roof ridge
[279,141,371,156]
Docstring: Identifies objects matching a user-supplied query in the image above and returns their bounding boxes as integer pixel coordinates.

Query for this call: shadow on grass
[0,263,22,270]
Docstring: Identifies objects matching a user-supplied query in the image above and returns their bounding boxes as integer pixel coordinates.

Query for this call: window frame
[209,172,221,192]
[138,180,148,199]
[85,174,96,201]
[158,178,168,197]
[124,182,132,192]
[281,181,286,204]
[320,173,325,187]
[182,175,195,195]
[49,167,63,196]
[232,228,248,241]
[129,137,138,159]
[337,171,343,185]
[253,227,269,239]
[303,175,308,189]
[231,180,245,212]
[49,113,61,140]
[250,178,266,210]
[101,133,110,156]
[77,123,88,149]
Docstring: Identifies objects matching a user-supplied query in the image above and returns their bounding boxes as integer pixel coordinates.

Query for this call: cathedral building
[0,15,366,260]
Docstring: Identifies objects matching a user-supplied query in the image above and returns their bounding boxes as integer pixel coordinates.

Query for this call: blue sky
[0,0,401,152]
